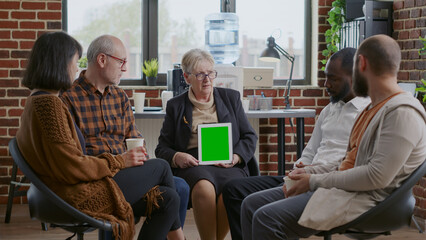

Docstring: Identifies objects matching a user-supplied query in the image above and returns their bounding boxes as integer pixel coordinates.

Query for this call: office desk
[134,109,316,175]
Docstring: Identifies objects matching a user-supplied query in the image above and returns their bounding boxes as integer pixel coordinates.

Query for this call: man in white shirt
[294,73,371,168]
[222,48,370,240]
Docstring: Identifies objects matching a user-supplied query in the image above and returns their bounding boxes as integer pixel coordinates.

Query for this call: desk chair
[317,160,426,240]
[9,138,114,240]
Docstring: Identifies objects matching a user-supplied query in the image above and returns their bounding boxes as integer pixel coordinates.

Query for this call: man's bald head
[355,34,401,77]
[87,35,123,64]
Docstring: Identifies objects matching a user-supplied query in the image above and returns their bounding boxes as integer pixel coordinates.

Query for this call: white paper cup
[242,99,250,113]
[161,91,173,111]
[126,138,144,150]
[284,176,297,190]
[134,93,146,113]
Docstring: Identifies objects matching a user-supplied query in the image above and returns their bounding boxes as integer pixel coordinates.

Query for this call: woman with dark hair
[21,31,82,91]
[16,31,184,240]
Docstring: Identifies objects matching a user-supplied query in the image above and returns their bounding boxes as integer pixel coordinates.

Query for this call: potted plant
[78,56,88,69]
[416,36,426,109]
[320,0,345,70]
[415,79,426,102]
[75,56,88,79]
[142,58,159,86]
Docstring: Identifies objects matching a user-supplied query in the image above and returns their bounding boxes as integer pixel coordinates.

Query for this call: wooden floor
[0,204,424,240]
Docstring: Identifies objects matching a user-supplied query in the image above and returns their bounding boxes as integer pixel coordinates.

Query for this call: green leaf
[419,36,426,55]
[333,7,341,14]
[322,49,329,57]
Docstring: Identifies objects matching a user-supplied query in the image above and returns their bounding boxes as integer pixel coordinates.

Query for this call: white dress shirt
[294,97,371,168]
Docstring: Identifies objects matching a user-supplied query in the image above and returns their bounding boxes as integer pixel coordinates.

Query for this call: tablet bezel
[198,122,233,165]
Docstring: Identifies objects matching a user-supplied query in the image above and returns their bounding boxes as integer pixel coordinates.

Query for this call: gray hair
[87,35,114,63]
[181,48,215,73]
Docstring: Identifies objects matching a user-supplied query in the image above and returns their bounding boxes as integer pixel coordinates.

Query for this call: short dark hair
[22,31,82,91]
[329,47,357,75]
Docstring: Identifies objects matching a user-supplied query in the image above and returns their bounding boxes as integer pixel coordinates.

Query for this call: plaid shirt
[60,71,142,156]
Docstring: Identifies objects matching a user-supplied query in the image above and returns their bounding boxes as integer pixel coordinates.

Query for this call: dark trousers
[222,176,283,240]
[113,159,180,240]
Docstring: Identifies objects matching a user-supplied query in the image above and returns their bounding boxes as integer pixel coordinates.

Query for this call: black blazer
[155,87,259,176]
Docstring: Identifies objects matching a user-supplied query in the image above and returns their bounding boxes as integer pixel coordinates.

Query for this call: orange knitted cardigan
[16,95,134,239]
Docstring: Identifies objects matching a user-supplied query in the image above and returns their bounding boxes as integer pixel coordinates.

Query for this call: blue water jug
[205,13,240,64]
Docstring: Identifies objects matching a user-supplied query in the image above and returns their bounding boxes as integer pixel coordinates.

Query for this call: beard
[328,80,351,103]
[353,66,369,97]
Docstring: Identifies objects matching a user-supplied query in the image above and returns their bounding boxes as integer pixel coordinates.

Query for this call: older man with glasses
[60,35,190,238]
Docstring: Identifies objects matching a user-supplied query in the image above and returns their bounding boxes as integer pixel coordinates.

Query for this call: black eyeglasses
[188,70,217,81]
[105,53,127,68]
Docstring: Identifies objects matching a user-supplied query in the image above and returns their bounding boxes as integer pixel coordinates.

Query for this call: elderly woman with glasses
[155,48,258,240]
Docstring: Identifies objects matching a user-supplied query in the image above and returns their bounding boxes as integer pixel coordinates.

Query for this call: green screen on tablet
[198,123,233,165]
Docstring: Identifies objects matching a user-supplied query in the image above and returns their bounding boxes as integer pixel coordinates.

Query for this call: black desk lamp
[259,36,295,109]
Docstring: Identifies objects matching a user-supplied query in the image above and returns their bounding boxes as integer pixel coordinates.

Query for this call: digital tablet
[198,123,233,165]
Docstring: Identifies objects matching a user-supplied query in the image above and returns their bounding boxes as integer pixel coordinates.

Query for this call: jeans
[173,176,190,228]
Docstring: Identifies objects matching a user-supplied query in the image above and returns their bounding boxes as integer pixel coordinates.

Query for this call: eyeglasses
[105,53,127,68]
[188,70,217,81]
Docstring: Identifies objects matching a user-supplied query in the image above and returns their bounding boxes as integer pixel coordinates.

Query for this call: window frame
[62,0,312,86]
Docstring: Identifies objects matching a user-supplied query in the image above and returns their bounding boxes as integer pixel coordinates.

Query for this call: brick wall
[0,0,63,205]
[0,0,424,227]
[394,0,426,82]
[393,0,426,228]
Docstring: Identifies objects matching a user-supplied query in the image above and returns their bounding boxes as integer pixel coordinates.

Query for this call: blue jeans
[173,176,189,228]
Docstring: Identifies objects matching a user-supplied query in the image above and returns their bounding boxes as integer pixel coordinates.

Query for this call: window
[236,0,309,84]
[64,0,311,85]
[64,0,142,79]
[157,0,219,73]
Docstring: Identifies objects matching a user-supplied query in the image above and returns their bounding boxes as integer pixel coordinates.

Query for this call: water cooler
[205,13,240,64]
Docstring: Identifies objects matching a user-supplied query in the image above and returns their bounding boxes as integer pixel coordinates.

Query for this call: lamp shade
[259,47,281,62]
